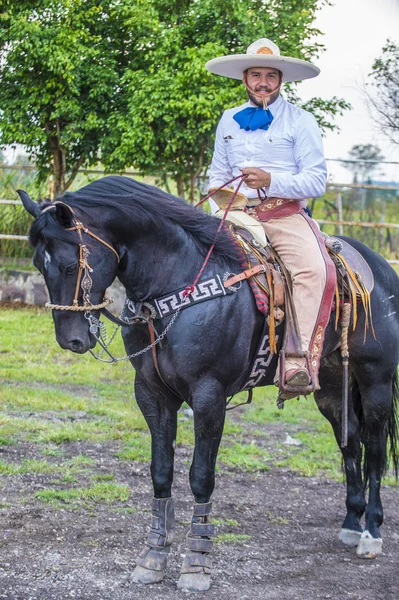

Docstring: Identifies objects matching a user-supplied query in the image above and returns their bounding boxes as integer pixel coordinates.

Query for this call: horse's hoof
[132,565,165,584]
[177,572,211,592]
[356,530,382,559]
[339,528,363,547]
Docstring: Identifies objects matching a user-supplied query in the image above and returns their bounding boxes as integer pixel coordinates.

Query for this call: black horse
[18,176,399,592]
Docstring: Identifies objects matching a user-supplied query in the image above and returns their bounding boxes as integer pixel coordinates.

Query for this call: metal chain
[85,312,120,359]
[87,304,183,362]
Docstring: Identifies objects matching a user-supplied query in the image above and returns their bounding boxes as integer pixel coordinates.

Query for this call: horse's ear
[16,189,41,217]
[54,203,74,228]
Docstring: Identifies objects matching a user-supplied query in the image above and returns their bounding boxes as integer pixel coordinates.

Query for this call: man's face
[243,67,281,107]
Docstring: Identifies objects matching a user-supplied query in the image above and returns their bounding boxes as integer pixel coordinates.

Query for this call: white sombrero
[205,38,320,83]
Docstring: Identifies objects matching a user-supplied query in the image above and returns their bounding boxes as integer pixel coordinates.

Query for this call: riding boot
[132,497,175,584]
[177,501,215,591]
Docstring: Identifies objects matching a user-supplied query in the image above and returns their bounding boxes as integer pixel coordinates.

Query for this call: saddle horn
[16,189,41,217]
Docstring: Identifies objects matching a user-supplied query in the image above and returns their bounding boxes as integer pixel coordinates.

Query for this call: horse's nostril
[71,340,83,352]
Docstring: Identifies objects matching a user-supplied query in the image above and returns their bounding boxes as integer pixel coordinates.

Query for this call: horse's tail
[355,370,399,486]
[387,370,399,479]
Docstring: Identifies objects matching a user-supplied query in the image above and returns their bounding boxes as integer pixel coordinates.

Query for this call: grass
[215,533,251,544]
[0,305,397,508]
[35,482,130,510]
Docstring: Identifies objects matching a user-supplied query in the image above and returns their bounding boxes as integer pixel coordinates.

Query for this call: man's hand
[240,167,271,189]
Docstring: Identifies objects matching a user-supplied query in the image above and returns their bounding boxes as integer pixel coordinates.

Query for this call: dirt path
[0,438,398,600]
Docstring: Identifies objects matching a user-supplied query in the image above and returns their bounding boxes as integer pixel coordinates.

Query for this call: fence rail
[1,169,399,263]
[1,200,398,264]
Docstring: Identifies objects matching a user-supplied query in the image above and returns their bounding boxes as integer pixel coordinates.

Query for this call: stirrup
[279,351,315,396]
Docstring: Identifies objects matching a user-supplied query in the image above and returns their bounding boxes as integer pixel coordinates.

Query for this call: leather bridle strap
[41,201,120,311]
[67,221,120,263]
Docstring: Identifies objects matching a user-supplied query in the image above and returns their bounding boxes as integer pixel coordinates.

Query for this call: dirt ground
[1,434,398,600]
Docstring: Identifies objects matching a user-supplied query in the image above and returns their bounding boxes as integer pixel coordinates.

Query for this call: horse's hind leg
[354,370,397,558]
[177,379,226,592]
[315,362,366,546]
[132,374,180,584]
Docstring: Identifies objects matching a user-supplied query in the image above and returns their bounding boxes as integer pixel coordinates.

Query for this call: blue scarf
[233,106,274,131]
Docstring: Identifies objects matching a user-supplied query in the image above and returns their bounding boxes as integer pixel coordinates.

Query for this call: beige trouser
[261,212,327,373]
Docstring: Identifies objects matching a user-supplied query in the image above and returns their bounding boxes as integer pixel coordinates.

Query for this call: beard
[247,88,280,108]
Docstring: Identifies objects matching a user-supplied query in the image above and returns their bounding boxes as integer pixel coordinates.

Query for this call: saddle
[224,217,375,388]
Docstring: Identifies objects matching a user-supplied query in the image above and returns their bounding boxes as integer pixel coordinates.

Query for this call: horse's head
[18,190,120,354]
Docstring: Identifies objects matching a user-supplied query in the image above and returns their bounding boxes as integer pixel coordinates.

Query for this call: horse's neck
[117,227,203,301]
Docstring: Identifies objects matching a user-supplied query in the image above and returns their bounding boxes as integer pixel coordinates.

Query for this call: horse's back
[341,236,399,365]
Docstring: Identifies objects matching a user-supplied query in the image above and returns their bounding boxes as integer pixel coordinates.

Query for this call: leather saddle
[224,221,375,360]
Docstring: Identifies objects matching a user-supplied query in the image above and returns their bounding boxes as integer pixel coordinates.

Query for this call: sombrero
[205,38,320,83]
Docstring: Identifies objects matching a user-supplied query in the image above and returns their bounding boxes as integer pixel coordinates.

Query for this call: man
[206,39,336,397]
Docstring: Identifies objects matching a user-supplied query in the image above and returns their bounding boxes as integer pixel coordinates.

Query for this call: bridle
[42,201,120,312]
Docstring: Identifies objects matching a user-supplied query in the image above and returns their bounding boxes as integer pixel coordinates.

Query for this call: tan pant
[261,212,328,373]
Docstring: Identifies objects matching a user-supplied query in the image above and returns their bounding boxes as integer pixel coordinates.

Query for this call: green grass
[215,533,251,544]
[35,482,130,510]
[0,306,397,493]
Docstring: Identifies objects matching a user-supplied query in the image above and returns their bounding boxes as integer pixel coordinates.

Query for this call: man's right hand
[240,167,271,189]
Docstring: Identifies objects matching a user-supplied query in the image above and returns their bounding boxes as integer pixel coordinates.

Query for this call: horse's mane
[30,176,238,262]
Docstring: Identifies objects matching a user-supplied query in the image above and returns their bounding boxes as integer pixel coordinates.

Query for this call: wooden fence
[1,172,399,263]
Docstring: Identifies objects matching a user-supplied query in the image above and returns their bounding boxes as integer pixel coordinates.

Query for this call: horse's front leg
[132,374,181,584]
[177,379,226,592]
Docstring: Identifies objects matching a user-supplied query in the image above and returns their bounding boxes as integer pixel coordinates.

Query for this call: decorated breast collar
[123,273,239,321]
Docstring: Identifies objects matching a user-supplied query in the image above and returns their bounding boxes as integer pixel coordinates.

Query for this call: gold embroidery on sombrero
[256,47,274,55]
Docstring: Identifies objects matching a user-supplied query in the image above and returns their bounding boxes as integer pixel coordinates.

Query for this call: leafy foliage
[0,0,349,202]
[0,1,137,195]
[367,40,399,145]
[102,0,349,200]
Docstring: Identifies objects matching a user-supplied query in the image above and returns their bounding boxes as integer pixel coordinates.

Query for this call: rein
[42,178,246,360]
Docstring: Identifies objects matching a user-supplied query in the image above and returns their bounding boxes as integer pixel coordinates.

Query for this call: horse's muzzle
[57,335,94,354]
[55,321,96,354]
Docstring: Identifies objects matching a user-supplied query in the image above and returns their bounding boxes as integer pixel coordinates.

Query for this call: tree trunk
[176,174,185,199]
[48,135,66,198]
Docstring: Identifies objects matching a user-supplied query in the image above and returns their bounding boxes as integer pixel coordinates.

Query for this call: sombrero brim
[205,54,320,83]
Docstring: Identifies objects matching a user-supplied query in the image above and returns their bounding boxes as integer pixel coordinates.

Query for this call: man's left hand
[240,167,271,189]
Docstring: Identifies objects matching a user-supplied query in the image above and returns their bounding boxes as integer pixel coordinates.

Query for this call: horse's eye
[65,263,78,276]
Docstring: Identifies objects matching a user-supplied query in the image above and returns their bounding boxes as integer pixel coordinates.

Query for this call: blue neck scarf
[233,106,274,131]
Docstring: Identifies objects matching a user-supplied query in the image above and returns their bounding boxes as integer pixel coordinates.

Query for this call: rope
[184,175,247,298]
[194,174,248,208]
[340,302,351,449]
[45,297,113,311]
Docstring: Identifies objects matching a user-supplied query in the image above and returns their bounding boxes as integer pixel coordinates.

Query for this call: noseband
[41,201,120,312]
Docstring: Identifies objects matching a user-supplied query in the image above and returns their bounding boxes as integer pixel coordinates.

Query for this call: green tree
[103,0,349,201]
[366,40,399,146]
[0,0,151,196]
[1,0,349,202]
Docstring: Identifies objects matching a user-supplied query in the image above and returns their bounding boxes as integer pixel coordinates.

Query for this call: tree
[0,0,350,201]
[102,0,350,201]
[366,40,399,145]
[342,144,385,183]
[0,1,150,196]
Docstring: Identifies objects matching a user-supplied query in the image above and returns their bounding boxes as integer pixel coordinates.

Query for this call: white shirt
[208,96,327,204]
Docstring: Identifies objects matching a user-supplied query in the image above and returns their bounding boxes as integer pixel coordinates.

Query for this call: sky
[297,0,399,183]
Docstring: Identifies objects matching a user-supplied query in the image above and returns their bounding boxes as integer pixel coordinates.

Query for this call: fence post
[335,192,343,236]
